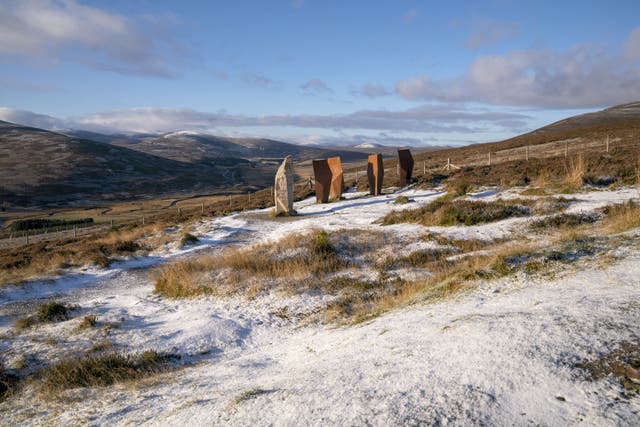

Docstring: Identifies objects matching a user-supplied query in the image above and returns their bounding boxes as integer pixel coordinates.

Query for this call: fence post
[606,134,609,153]
[201,202,205,214]
[423,161,426,175]
[525,145,529,161]
[565,141,568,158]
[229,195,232,208]
[396,164,399,176]
[110,219,114,228]
[73,225,77,238]
[142,216,145,225]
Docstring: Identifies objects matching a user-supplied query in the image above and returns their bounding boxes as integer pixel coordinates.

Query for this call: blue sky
[1,0,639,146]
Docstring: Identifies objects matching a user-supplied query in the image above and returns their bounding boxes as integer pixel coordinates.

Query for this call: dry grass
[520,187,547,196]
[532,169,552,188]
[603,200,640,233]
[0,222,171,286]
[561,154,586,192]
[35,350,178,396]
[154,230,346,298]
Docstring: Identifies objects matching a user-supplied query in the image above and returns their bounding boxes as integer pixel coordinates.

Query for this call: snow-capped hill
[353,142,383,148]
[162,130,203,139]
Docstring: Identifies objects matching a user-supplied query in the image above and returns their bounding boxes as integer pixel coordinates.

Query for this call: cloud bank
[397,27,640,109]
[0,0,181,77]
[0,105,531,135]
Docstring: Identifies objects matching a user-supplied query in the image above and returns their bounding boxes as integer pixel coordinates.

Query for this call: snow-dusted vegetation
[1,185,639,424]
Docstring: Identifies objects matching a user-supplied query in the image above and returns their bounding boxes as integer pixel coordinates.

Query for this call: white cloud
[301,78,333,94]
[351,83,390,98]
[241,73,275,87]
[0,0,179,77]
[403,8,419,23]
[396,27,640,109]
[0,105,531,135]
[624,27,640,61]
[466,18,519,49]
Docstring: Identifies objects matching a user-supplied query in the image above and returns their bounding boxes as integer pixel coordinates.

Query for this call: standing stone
[274,156,294,215]
[367,153,384,196]
[327,156,344,201]
[398,149,414,186]
[313,159,332,203]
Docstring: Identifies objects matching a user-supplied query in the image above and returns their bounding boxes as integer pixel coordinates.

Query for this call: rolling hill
[0,121,368,207]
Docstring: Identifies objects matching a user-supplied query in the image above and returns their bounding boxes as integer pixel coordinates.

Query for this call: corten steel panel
[313,159,331,203]
[327,156,344,201]
[367,154,384,196]
[398,149,414,186]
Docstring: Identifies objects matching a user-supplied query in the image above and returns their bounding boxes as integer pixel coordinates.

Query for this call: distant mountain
[1,122,369,207]
[65,130,368,164]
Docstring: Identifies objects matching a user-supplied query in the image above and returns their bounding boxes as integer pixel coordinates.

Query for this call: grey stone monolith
[274,156,294,215]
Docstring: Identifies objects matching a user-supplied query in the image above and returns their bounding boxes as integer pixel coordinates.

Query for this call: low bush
[530,213,600,230]
[382,197,530,226]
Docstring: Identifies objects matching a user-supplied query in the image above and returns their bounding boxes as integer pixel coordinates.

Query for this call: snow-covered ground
[1,186,639,425]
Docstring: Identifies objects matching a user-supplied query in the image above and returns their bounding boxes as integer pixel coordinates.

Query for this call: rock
[398,149,414,186]
[274,156,294,215]
[367,153,384,195]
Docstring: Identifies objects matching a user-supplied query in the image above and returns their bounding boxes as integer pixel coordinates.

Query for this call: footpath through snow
[1,186,639,425]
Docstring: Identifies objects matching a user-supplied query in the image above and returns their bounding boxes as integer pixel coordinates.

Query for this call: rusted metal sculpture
[327,156,344,201]
[274,156,294,215]
[367,153,384,196]
[398,149,414,186]
[312,159,331,203]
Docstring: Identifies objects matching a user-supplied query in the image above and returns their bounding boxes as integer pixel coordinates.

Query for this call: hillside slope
[0,121,236,206]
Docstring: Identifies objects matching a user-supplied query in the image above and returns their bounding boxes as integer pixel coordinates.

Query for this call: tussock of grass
[382,197,530,226]
[603,200,640,233]
[180,232,199,247]
[561,155,586,193]
[36,350,178,394]
[77,315,98,330]
[446,179,472,196]
[393,195,410,204]
[15,301,73,331]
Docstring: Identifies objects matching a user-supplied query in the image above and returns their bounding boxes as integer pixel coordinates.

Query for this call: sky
[0,0,639,147]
